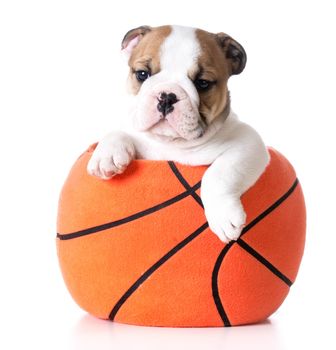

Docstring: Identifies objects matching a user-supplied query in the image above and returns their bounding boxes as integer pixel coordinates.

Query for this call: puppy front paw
[87,141,135,180]
[204,197,246,243]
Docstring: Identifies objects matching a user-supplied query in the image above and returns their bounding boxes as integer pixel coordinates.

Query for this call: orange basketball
[56,145,306,327]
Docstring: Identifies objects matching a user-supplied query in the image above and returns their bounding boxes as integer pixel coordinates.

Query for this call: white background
[1,0,335,349]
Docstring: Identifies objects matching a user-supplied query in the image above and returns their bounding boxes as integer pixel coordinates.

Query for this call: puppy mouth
[149,115,206,141]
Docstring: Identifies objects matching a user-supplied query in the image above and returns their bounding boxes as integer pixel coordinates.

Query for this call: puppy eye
[135,70,150,82]
[194,79,214,91]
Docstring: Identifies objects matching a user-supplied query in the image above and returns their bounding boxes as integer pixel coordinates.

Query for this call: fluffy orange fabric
[56,145,306,327]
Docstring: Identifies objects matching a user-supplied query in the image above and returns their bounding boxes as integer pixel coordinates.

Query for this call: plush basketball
[56,145,306,327]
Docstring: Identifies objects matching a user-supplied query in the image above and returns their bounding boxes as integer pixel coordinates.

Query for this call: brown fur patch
[195,29,231,123]
[127,26,172,94]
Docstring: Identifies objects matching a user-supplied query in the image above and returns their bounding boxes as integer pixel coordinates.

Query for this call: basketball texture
[56,145,306,327]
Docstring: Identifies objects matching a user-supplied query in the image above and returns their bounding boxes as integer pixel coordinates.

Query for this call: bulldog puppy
[87,25,270,243]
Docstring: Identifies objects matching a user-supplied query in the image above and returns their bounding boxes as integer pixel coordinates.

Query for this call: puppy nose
[157,92,178,117]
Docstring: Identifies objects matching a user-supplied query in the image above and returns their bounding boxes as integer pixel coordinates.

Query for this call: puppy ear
[121,26,152,58]
[216,33,247,75]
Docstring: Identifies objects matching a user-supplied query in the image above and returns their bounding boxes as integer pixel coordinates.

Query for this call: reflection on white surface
[71,314,284,350]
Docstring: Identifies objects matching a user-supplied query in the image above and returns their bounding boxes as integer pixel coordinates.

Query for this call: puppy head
[122,25,246,141]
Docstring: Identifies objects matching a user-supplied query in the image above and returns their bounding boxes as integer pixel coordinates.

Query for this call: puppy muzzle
[135,83,205,140]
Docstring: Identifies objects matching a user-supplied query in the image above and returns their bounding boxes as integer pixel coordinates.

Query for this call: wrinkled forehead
[129,25,227,79]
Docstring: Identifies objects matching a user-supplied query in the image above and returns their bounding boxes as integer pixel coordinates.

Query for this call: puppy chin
[148,119,206,142]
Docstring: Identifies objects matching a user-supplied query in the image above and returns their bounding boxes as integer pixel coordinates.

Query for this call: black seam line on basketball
[211,177,299,326]
[167,161,204,208]
[108,222,209,321]
[237,239,293,287]
[168,160,230,326]
[211,242,233,327]
[240,178,299,238]
[167,160,232,326]
[56,181,202,240]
